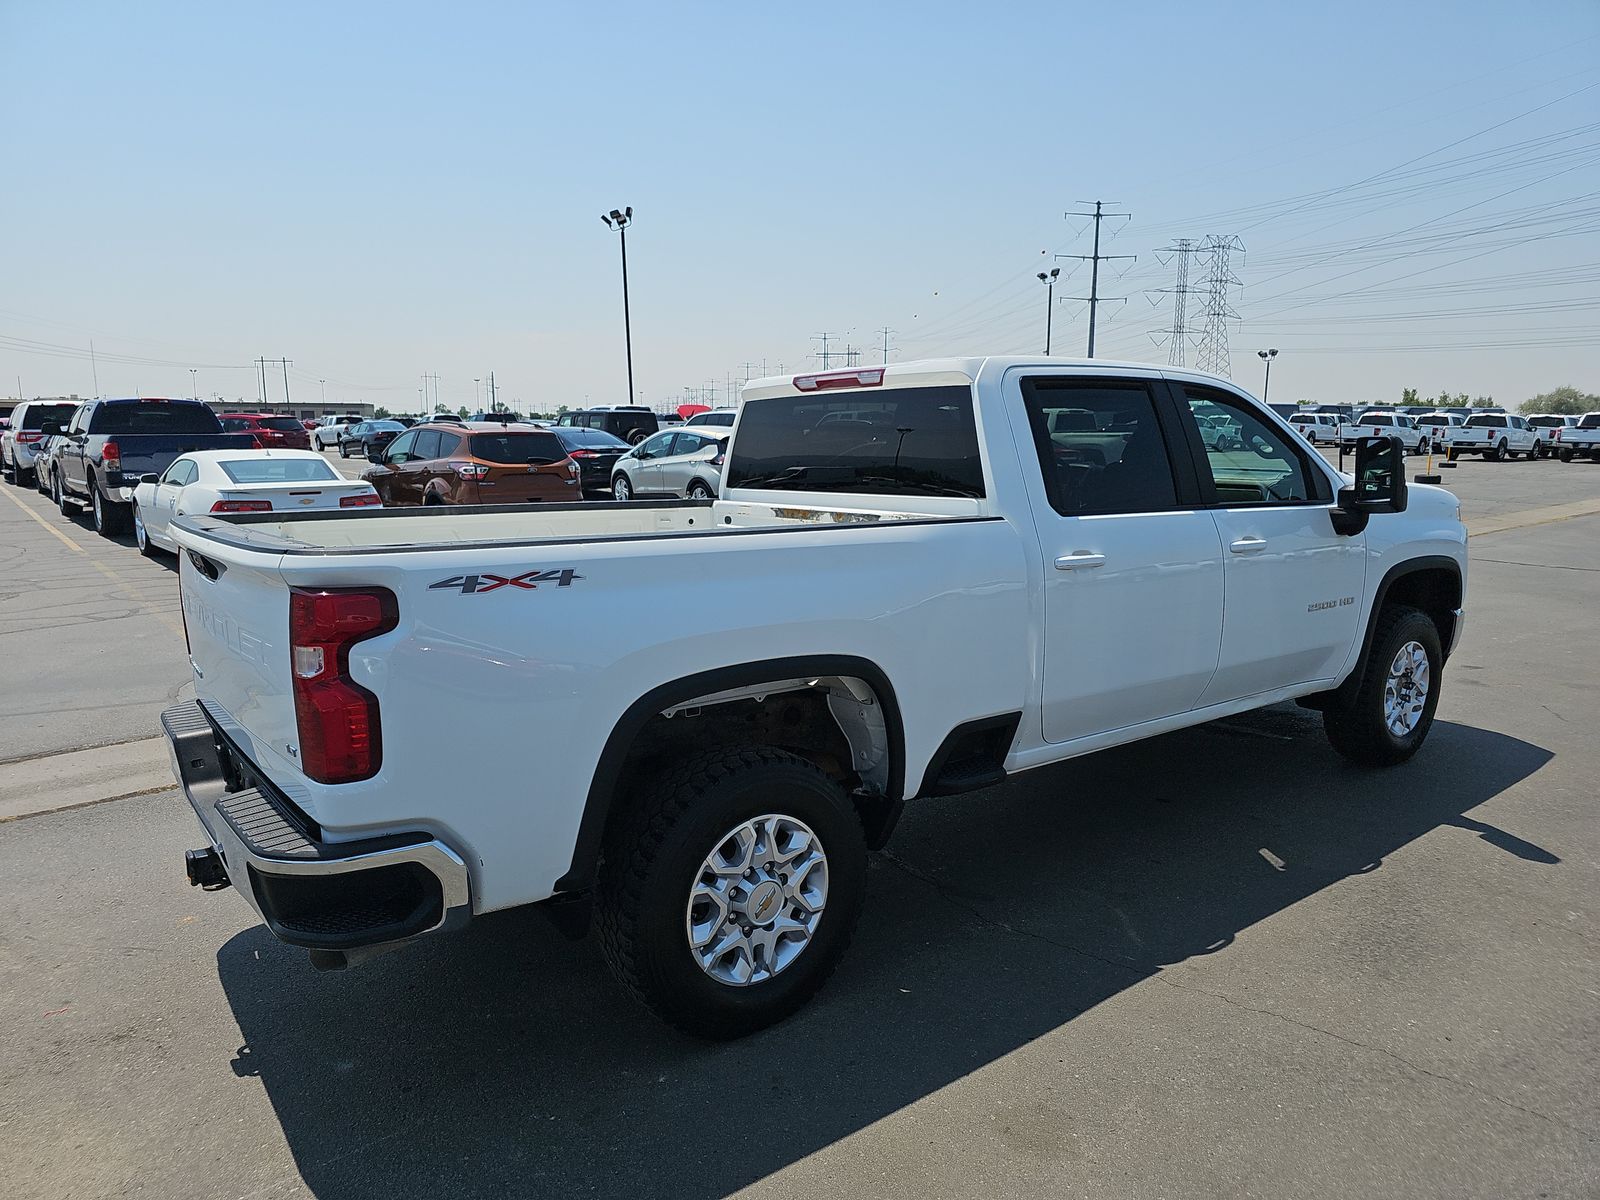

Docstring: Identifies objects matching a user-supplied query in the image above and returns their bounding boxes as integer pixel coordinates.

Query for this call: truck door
[1172,383,1366,702]
[63,405,91,491]
[1014,374,1224,744]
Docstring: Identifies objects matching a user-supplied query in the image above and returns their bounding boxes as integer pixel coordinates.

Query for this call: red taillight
[793,368,885,392]
[210,499,274,513]
[450,461,490,479]
[288,588,397,784]
[710,452,726,467]
[102,440,121,466]
[17,432,42,444]
[339,493,382,507]
[568,449,597,458]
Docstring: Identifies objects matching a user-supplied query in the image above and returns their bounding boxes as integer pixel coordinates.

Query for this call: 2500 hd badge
[429,569,582,594]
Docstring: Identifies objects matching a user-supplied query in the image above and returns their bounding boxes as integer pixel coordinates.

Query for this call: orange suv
[361,422,581,506]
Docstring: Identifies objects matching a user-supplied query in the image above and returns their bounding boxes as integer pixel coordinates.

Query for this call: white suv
[1,400,80,488]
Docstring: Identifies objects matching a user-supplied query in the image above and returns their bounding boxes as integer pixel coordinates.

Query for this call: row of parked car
[0,397,740,555]
[1285,406,1600,462]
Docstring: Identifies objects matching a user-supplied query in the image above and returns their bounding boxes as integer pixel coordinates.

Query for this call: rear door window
[413,431,444,461]
[1019,379,1178,515]
[725,384,985,498]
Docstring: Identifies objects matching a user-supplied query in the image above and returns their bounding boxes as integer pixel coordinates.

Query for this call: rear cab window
[89,401,222,435]
[725,384,984,498]
[1464,415,1506,428]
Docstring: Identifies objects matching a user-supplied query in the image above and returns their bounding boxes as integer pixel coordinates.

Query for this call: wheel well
[1385,566,1460,654]
[554,659,905,897]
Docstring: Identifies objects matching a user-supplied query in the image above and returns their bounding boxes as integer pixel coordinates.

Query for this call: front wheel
[55,472,76,516]
[1529,440,1543,461]
[1323,605,1442,767]
[133,504,160,557]
[612,474,633,501]
[596,746,868,1039]
[338,442,349,459]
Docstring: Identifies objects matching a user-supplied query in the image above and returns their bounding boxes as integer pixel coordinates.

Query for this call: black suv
[557,406,659,445]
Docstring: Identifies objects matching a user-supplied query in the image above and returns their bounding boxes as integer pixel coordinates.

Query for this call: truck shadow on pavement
[215,707,1553,1200]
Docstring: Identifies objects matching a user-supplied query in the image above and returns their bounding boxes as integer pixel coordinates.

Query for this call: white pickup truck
[1555,412,1600,462]
[1337,411,1432,455]
[161,358,1467,1037]
[1448,412,1541,461]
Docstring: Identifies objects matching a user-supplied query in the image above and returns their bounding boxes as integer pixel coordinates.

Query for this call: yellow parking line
[0,485,85,553]
[1465,499,1600,538]
[0,485,186,637]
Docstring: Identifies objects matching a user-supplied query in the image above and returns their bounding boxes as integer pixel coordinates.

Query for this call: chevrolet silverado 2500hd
[161,358,1467,1037]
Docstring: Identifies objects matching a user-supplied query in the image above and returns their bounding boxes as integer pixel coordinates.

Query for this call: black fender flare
[1337,556,1462,703]
[552,654,904,894]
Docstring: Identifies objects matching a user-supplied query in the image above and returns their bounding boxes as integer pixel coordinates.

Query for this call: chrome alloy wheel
[685,814,828,987]
[1384,640,1430,736]
[133,505,147,550]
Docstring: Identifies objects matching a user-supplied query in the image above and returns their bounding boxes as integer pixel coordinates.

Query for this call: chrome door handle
[1055,552,1106,570]
[1230,537,1268,554]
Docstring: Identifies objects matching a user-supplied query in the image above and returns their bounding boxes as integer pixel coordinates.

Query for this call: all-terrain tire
[1323,604,1442,767]
[596,745,868,1039]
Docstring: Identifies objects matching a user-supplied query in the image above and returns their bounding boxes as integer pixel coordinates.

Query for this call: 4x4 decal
[429,569,582,594]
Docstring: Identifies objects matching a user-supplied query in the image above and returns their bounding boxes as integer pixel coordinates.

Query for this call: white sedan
[130,450,380,556]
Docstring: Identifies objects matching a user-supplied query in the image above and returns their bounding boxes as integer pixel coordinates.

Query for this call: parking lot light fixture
[600,206,636,404]
[1037,268,1061,354]
[1257,348,1279,401]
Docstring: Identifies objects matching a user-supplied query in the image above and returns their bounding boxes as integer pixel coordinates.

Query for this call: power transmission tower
[421,372,440,411]
[256,358,292,407]
[1195,235,1244,378]
[1060,201,1134,357]
[1155,240,1204,367]
[877,327,897,364]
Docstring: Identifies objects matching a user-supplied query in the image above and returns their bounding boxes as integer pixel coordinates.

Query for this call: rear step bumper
[160,701,470,960]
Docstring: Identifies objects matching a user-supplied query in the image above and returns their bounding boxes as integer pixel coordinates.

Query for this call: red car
[218,412,312,450]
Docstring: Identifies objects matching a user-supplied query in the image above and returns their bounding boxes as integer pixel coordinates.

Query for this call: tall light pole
[319,379,326,411]
[600,206,635,404]
[1257,348,1279,401]
[473,378,481,410]
[1037,268,1060,354]
[189,368,197,401]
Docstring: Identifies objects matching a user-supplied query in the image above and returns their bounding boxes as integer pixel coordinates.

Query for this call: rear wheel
[1445,447,1458,461]
[1,451,12,484]
[686,480,714,501]
[92,487,131,537]
[1492,439,1509,462]
[596,745,867,1039]
[612,474,633,501]
[1323,605,1442,767]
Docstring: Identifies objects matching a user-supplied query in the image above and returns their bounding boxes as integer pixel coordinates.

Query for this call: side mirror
[366,448,384,463]
[1333,435,1408,536]
[41,421,63,436]
[140,473,160,485]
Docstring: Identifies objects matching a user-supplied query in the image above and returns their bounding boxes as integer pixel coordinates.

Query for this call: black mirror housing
[139,473,160,485]
[1333,435,1408,535]
[40,421,63,436]
[366,448,384,463]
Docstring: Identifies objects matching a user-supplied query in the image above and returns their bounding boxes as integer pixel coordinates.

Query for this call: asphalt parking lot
[2,451,1597,1199]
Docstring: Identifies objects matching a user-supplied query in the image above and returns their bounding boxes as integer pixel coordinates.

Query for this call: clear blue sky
[3,0,1597,412]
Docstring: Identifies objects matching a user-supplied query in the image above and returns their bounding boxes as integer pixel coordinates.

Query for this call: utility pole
[488,371,497,411]
[877,327,896,364]
[89,340,101,397]
[811,332,839,369]
[1060,201,1134,357]
[421,372,440,412]
[280,358,292,408]
[256,358,267,406]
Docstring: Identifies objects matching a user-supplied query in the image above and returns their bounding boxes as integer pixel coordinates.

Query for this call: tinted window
[1415,415,1450,427]
[1184,386,1314,506]
[688,412,736,426]
[21,403,78,430]
[90,401,222,434]
[367,421,405,432]
[1465,415,1506,428]
[1579,414,1600,430]
[385,431,420,460]
[1527,417,1563,429]
[469,431,565,464]
[218,459,339,484]
[1020,380,1176,515]
[413,431,444,460]
[220,417,251,432]
[1358,413,1392,425]
[638,431,676,458]
[259,416,304,431]
[556,428,629,449]
[726,384,984,498]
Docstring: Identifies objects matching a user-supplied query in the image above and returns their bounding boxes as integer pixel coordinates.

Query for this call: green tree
[1400,387,1419,405]
[374,406,391,418]
[456,406,469,418]
[1517,385,1598,416]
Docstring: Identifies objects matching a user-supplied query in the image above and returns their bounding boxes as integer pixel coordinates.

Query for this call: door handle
[1230,537,1268,554]
[1054,552,1106,570]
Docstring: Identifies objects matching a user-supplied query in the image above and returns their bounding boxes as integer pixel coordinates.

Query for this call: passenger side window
[1021,379,1180,516]
[1182,386,1315,506]
[413,431,444,461]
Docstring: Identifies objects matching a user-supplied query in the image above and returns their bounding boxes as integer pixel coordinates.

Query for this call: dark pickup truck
[41,398,254,537]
